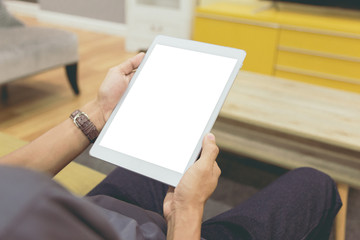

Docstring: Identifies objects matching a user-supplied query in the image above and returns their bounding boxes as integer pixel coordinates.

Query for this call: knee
[288,167,341,207]
[292,167,332,184]
[290,167,334,189]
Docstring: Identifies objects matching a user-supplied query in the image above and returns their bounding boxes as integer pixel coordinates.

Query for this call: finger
[199,133,219,164]
[118,52,145,75]
[214,161,222,177]
[125,72,135,83]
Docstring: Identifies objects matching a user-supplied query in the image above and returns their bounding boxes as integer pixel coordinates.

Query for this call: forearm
[0,100,105,175]
[167,206,203,240]
[0,54,144,175]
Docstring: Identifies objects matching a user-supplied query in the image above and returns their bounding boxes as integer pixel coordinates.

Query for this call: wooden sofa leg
[1,84,8,103]
[65,63,79,95]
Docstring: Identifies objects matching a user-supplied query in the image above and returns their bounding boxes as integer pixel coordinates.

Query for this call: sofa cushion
[0,27,78,84]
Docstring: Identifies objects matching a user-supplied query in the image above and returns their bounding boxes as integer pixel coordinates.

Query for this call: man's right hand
[163,133,221,240]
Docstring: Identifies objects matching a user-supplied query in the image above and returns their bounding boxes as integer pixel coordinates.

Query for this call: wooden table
[213,71,360,240]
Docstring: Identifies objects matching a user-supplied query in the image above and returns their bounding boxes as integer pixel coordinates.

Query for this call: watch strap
[70,110,99,143]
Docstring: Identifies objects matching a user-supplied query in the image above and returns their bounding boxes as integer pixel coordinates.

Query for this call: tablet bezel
[90,35,246,186]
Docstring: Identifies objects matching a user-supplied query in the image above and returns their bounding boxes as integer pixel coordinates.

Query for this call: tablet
[90,35,246,186]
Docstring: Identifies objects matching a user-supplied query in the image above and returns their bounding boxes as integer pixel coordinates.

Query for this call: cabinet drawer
[275,70,360,93]
[279,29,360,59]
[277,50,360,80]
[193,17,278,75]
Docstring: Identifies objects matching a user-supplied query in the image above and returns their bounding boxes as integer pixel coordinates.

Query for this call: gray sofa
[0,0,79,101]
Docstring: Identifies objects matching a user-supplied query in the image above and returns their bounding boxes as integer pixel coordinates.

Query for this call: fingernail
[207,133,215,141]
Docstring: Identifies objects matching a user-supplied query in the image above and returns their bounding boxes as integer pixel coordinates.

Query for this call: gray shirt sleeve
[0,166,166,240]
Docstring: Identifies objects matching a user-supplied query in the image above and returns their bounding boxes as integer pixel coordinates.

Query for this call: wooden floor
[0,15,136,141]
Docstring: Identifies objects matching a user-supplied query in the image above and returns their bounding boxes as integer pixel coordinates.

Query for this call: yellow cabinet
[275,69,360,92]
[276,50,360,80]
[279,29,360,58]
[194,17,278,75]
[193,2,360,93]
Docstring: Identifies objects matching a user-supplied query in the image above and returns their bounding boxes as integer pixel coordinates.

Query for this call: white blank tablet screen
[99,44,237,174]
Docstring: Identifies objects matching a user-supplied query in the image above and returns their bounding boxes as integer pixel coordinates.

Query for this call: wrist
[166,205,203,240]
[81,99,106,132]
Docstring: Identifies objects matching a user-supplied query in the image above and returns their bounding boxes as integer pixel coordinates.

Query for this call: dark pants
[87,167,342,240]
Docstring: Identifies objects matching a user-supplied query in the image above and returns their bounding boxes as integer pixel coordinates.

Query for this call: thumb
[199,133,219,164]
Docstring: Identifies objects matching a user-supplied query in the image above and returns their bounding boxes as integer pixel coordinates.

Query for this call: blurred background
[1,0,359,239]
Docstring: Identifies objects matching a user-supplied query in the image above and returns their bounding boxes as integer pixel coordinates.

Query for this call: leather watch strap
[70,110,99,143]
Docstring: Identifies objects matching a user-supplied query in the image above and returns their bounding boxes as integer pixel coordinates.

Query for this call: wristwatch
[70,110,99,143]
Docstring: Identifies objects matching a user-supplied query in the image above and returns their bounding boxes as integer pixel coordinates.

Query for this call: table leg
[335,183,349,240]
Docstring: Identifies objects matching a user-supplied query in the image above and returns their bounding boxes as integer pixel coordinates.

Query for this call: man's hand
[164,133,221,240]
[96,52,145,128]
